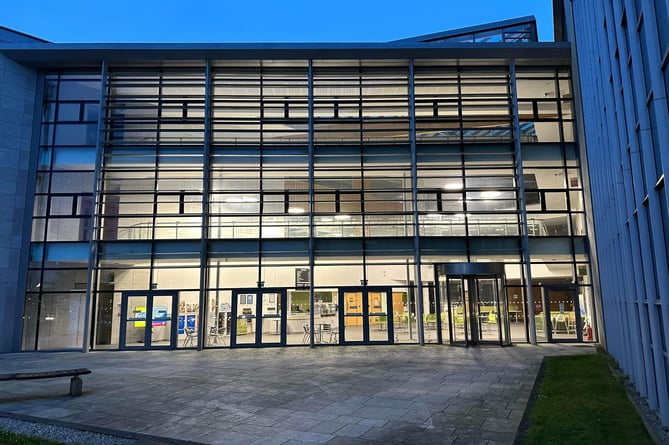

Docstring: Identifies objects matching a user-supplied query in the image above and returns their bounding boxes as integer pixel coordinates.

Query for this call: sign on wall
[295,268,310,288]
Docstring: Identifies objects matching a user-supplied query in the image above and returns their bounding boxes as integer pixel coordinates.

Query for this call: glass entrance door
[445,278,468,345]
[339,287,392,344]
[120,291,177,350]
[441,275,509,346]
[544,286,581,342]
[231,289,286,347]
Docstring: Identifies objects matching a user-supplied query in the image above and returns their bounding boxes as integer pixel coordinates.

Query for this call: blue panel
[98,242,151,260]
[45,243,89,261]
[57,80,101,101]
[260,239,309,256]
[528,238,571,255]
[209,240,259,256]
[469,238,521,255]
[364,238,414,255]
[53,147,96,169]
[314,238,363,256]
[30,243,43,262]
[419,238,466,254]
[521,143,563,162]
[572,237,587,255]
[152,241,200,256]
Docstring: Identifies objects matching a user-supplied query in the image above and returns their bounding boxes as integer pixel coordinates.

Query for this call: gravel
[618,375,669,445]
[0,416,138,445]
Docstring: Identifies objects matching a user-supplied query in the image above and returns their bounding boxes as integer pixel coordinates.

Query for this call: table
[316,323,336,343]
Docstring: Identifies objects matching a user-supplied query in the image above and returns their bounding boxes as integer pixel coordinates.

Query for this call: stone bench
[0,368,92,397]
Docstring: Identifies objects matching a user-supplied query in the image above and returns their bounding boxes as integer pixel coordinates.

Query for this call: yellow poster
[133,307,146,327]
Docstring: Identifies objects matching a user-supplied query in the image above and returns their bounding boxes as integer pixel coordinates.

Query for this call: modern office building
[560,0,669,427]
[0,14,599,359]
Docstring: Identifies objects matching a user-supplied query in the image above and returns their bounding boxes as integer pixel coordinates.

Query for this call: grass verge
[0,430,63,445]
[521,351,653,445]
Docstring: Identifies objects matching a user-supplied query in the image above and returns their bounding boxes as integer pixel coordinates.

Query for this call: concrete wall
[0,53,38,352]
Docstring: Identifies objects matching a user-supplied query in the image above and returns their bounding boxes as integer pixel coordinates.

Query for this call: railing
[111,216,547,240]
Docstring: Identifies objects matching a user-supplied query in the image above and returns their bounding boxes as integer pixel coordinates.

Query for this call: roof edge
[0,25,50,43]
[391,16,537,43]
[0,42,572,69]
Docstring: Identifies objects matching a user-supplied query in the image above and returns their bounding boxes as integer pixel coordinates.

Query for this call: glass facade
[21,58,595,351]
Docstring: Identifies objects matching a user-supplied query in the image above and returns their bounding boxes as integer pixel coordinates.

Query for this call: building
[560,0,669,427]
[0,15,599,358]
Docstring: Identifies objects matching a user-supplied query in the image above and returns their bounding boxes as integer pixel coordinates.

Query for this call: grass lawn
[0,430,64,445]
[521,351,654,445]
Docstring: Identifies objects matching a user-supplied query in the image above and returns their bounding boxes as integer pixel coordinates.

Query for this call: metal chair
[320,323,337,343]
[302,323,323,343]
[554,314,570,333]
[183,328,197,347]
[301,324,310,344]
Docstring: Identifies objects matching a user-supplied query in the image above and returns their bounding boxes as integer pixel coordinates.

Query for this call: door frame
[119,290,178,350]
[230,288,287,348]
[543,285,582,342]
[338,286,394,345]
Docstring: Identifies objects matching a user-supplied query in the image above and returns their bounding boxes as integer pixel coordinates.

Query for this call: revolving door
[436,263,510,346]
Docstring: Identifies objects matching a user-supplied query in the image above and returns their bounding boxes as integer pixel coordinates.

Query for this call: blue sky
[2,0,555,43]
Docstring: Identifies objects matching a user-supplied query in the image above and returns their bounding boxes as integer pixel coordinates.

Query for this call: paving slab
[0,343,595,444]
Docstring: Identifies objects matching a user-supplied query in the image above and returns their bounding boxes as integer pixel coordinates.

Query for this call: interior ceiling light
[224,196,259,203]
[444,182,464,190]
[288,207,305,214]
[334,214,351,220]
[481,191,502,198]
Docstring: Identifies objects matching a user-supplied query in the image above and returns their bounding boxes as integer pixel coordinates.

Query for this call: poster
[295,268,310,288]
[133,307,147,327]
[186,314,197,332]
[152,306,168,326]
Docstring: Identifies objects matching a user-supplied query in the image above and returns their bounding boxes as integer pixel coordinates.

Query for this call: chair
[183,328,197,347]
[454,312,465,328]
[423,314,437,330]
[330,327,339,344]
[321,323,337,344]
[208,327,225,346]
[535,315,545,334]
[302,323,324,343]
[554,314,570,333]
[301,324,310,344]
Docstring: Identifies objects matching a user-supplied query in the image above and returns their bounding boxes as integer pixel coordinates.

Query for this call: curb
[512,356,547,445]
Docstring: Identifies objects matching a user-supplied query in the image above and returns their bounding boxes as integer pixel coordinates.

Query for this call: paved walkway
[0,344,595,445]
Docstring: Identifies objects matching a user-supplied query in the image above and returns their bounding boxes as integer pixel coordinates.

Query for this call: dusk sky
[1,0,555,43]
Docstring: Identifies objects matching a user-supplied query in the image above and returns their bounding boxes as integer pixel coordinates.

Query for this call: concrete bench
[0,368,92,397]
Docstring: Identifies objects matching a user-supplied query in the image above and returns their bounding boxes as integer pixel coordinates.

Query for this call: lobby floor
[0,344,594,444]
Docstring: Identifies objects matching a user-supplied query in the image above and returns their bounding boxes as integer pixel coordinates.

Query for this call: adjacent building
[561,0,669,427]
